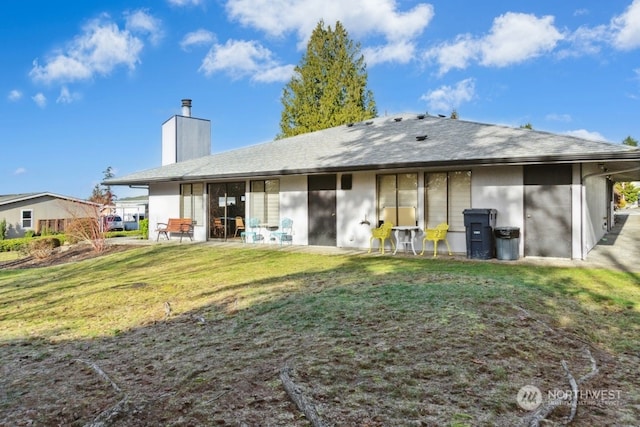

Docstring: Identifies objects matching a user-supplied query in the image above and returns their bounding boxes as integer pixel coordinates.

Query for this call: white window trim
[21,209,34,229]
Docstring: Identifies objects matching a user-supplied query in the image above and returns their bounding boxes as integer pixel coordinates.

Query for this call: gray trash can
[494,227,520,260]
[463,208,497,259]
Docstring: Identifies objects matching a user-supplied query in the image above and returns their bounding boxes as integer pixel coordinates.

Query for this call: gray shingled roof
[0,192,96,206]
[105,113,640,185]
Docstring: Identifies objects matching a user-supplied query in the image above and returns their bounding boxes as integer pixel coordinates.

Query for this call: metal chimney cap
[181,99,192,117]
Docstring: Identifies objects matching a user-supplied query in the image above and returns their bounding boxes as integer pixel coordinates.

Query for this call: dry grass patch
[0,244,638,426]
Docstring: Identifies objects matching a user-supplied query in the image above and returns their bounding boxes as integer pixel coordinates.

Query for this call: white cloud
[199,0,433,80]
[363,40,417,66]
[199,39,293,83]
[561,1,640,57]
[253,64,296,83]
[180,29,215,51]
[29,12,156,85]
[420,78,475,113]
[611,0,640,50]
[558,24,609,58]
[564,129,607,142]
[479,13,563,67]
[125,9,163,45]
[14,167,26,175]
[426,13,562,74]
[225,0,433,64]
[167,0,202,6]
[56,86,81,104]
[8,90,22,101]
[424,35,478,75]
[32,93,47,108]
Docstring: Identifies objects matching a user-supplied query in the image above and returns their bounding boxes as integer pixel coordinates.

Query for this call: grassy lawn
[0,244,638,426]
[0,251,22,263]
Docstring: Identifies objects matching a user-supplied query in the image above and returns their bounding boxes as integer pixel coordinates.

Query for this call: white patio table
[391,226,421,255]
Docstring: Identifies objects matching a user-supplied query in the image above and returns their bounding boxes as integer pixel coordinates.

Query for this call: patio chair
[212,217,225,237]
[420,223,452,257]
[241,217,264,243]
[270,218,293,246]
[368,222,395,254]
[234,216,245,237]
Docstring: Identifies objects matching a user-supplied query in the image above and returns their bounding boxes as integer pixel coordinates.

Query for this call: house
[0,193,100,238]
[104,100,640,260]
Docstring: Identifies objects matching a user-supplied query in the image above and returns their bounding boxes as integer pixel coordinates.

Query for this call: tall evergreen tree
[622,135,638,146]
[278,21,376,138]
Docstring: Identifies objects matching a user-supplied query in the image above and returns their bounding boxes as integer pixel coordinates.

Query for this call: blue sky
[2,0,639,199]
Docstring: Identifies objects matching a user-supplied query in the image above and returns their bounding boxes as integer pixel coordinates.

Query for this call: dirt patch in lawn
[2,280,638,426]
[1,247,638,425]
[0,243,137,270]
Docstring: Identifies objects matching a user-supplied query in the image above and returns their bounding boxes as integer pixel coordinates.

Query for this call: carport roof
[105,113,640,186]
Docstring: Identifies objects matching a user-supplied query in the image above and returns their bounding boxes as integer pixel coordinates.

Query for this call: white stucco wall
[279,175,308,245]
[161,119,177,166]
[337,171,376,249]
[148,182,182,241]
[142,162,608,260]
[469,166,524,256]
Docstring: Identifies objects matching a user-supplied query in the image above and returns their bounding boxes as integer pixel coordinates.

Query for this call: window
[425,171,470,231]
[180,183,204,225]
[376,173,418,226]
[249,179,280,225]
[21,209,33,229]
[340,174,352,190]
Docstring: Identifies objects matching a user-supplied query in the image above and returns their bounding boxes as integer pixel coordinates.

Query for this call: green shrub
[0,235,67,253]
[0,238,28,252]
[24,230,36,238]
[0,219,6,240]
[139,219,149,240]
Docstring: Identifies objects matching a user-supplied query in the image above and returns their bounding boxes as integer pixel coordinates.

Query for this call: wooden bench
[156,218,194,242]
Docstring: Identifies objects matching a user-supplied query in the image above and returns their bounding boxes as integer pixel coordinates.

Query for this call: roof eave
[104,151,640,186]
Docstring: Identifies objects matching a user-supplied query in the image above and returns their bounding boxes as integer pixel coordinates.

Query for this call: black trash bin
[494,227,520,260]
[463,209,497,259]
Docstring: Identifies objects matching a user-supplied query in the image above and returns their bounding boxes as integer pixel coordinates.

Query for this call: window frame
[376,173,418,226]
[21,209,33,229]
[249,179,280,226]
[424,170,471,232]
[180,183,204,225]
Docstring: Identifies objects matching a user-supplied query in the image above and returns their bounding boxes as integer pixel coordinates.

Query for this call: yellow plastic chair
[420,223,452,257]
[368,222,395,254]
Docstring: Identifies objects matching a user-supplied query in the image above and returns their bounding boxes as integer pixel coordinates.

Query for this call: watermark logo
[517,385,622,410]
[517,385,543,410]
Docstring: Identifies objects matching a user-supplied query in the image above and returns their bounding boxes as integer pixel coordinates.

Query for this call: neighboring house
[114,195,148,230]
[104,100,640,260]
[0,193,99,238]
